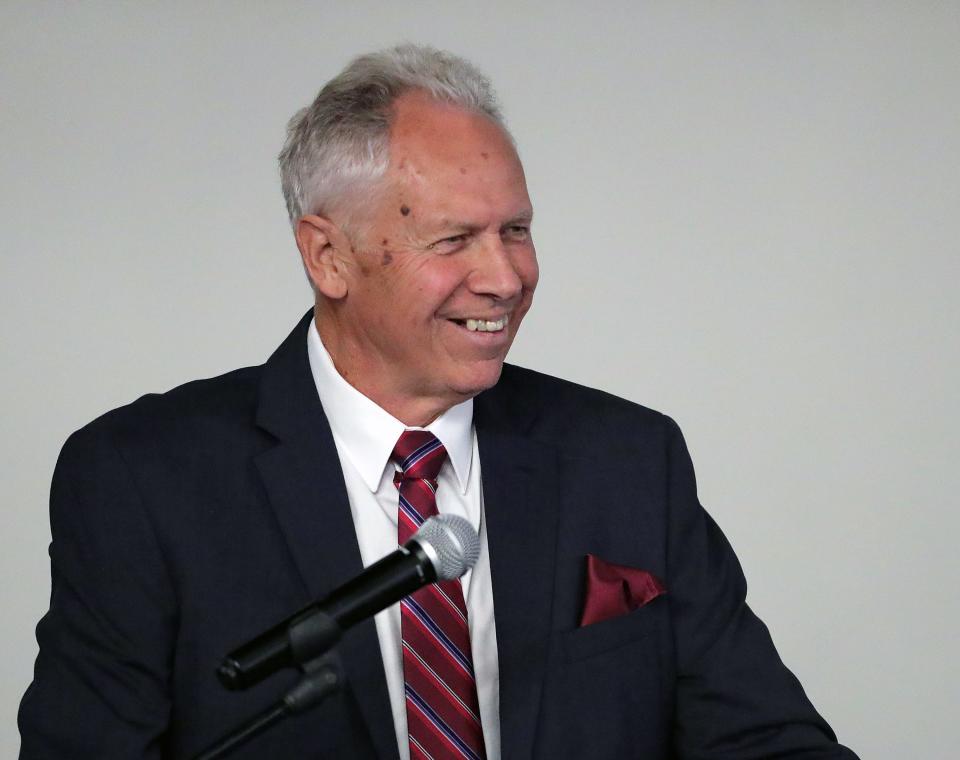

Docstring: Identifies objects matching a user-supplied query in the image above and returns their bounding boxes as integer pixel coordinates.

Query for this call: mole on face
[381,251,394,266]
[459,167,467,174]
[400,205,410,216]
[481,151,489,160]
[381,238,389,246]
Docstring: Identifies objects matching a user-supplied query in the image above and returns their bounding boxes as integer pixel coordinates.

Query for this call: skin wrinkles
[295,89,539,426]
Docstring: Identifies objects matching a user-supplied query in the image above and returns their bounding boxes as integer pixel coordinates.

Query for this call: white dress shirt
[306,321,501,760]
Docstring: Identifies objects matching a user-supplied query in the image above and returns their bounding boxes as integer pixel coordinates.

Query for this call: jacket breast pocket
[557,603,659,663]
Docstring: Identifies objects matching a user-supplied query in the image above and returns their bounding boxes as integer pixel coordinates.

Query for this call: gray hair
[279,44,509,236]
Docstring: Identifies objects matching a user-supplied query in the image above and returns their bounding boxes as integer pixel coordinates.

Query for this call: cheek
[418,261,470,306]
[392,252,456,295]
[517,248,540,292]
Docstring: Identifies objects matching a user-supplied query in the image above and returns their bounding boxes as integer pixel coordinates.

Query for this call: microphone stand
[191,651,344,760]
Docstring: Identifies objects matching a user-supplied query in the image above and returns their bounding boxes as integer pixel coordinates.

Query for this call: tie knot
[392,430,447,482]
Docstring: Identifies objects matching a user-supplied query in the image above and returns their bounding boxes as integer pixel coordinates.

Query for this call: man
[19,45,858,759]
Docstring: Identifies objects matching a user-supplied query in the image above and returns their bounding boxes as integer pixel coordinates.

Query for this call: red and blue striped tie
[393,430,486,760]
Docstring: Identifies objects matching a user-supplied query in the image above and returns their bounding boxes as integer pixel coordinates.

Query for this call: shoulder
[57,365,266,472]
[489,363,682,453]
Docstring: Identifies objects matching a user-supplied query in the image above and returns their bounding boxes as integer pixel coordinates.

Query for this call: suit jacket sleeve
[19,424,177,758]
[665,417,858,758]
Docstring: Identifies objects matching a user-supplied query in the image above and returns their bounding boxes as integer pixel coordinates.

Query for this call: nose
[467,235,525,301]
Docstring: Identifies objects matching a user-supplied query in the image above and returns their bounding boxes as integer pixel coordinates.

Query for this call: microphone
[217,513,480,691]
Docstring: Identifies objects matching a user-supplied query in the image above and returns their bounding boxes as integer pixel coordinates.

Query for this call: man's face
[321,91,538,421]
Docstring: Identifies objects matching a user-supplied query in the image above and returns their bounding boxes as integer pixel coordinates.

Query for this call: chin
[449,360,506,399]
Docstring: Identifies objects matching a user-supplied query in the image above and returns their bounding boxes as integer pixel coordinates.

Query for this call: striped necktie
[393,430,486,760]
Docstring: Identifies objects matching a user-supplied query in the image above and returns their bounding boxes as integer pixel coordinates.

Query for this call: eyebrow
[503,210,534,226]
[461,210,535,230]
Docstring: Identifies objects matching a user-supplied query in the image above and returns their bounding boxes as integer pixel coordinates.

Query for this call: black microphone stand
[191,650,344,760]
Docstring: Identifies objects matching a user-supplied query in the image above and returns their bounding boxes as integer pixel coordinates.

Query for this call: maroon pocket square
[579,553,667,627]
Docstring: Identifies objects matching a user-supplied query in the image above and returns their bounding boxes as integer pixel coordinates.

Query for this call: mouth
[449,314,510,333]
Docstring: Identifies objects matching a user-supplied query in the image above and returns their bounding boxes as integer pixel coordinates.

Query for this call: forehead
[384,91,529,221]
[389,90,513,160]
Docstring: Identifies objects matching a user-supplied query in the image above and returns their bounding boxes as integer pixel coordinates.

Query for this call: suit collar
[254,308,400,760]
[475,371,560,759]
[254,309,324,442]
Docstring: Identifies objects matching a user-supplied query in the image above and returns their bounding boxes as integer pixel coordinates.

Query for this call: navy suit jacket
[20,311,858,758]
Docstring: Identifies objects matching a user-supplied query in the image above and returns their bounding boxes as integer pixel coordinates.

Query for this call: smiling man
[295,88,538,427]
[19,46,858,759]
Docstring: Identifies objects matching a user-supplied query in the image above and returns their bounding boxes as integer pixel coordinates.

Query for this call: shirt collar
[306,319,474,494]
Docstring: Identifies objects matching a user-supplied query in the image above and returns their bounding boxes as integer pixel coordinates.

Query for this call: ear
[295,214,351,299]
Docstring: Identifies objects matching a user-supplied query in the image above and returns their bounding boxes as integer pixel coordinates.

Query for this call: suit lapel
[253,310,399,760]
[476,378,560,760]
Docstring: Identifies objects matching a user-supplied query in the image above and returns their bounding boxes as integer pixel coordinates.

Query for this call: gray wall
[3,2,957,757]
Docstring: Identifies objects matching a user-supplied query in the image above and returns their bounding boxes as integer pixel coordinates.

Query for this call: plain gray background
[3,2,957,757]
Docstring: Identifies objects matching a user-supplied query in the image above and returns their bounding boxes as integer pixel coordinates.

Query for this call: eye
[502,225,531,242]
[429,234,469,252]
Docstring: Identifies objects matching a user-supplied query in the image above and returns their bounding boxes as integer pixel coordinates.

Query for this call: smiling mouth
[450,315,510,333]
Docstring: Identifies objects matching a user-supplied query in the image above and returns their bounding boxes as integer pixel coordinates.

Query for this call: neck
[314,311,458,427]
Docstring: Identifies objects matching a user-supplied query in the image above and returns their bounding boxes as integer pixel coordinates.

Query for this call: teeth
[463,315,508,332]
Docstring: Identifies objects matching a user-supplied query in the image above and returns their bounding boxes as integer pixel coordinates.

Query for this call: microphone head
[413,514,480,581]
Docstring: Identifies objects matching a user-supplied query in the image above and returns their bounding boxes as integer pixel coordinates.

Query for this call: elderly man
[19,46,858,759]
